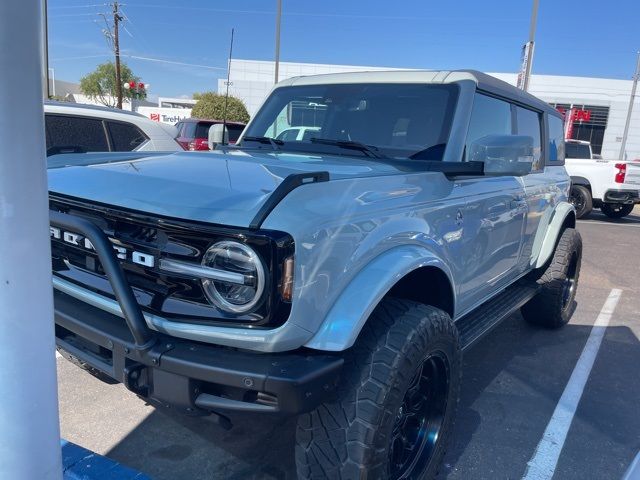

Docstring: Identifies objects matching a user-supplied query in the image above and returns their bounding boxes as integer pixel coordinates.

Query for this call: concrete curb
[62,440,152,479]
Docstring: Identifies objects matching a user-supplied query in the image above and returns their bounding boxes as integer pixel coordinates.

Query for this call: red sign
[556,107,591,123]
[150,113,160,122]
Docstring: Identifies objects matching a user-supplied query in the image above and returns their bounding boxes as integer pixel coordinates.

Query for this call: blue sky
[49,0,640,99]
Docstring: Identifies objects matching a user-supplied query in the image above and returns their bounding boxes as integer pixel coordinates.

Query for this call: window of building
[551,103,609,155]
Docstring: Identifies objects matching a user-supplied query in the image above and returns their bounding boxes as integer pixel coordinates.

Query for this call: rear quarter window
[107,121,148,151]
[46,114,109,155]
[547,115,565,165]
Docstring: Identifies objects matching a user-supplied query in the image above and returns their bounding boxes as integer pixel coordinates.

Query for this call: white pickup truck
[564,140,640,218]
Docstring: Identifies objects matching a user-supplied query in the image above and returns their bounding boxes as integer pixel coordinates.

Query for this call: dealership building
[219,59,640,160]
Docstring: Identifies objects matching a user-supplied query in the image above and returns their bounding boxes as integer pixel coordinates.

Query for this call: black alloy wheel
[389,352,450,480]
[569,185,592,218]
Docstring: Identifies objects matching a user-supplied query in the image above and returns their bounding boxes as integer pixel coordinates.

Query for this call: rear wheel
[569,185,592,218]
[601,203,634,218]
[295,299,461,480]
[521,228,582,328]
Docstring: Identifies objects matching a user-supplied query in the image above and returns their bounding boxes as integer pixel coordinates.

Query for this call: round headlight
[201,241,265,313]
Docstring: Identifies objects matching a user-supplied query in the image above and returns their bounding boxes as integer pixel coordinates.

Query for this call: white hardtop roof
[277,70,477,87]
[276,69,559,116]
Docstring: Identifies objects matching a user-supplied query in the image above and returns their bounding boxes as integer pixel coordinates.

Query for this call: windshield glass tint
[565,142,591,159]
[243,83,459,160]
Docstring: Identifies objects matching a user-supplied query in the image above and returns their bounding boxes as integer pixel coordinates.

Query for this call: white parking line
[55,350,62,359]
[577,220,640,228]
[522,288,623,480]
[623,451,640,480]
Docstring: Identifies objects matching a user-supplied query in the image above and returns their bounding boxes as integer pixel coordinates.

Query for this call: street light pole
[619,51,640,161]
[518,0,539,91]
[42,0,50,98]
[274,0,282,84]
[0,1,62,478]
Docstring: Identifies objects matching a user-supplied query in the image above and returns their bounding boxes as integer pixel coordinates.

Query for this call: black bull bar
[50,210,343,416]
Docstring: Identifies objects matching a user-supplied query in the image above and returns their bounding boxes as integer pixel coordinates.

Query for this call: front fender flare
[534,202,576,269]
[304,245,454,351]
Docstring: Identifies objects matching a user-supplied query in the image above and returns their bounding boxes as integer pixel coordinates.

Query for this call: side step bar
[457,282,540,351]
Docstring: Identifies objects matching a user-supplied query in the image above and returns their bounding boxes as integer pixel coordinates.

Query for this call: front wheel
[295,300,461,480]
[601,203,634,218]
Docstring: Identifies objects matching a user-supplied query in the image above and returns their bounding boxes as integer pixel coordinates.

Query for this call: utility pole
[274,0,282,84]
[222,28,235,144]
[517,0,539,91]
[42,0,50,98]
[113,1,123,109]
[619,51,640,160]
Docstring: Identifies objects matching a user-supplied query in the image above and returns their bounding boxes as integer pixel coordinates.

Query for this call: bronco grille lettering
[50,226,155,268]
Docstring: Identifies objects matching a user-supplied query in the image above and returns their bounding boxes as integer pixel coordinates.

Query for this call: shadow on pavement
[104,311,640,480]
[581,208,640,224]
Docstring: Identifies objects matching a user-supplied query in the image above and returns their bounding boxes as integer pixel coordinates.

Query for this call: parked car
[45,102,182,156]
[50,70,581,480]
[564,139,640,218]
[174,118,245,150]
[275,126,320,141]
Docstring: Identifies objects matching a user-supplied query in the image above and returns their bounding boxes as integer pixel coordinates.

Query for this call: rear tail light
[188,138,210,151]
[615,163,627,184]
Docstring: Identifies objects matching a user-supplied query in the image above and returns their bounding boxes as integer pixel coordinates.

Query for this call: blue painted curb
[61,440,152,480]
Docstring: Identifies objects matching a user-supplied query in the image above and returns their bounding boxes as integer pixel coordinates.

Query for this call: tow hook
[123,364,149,396]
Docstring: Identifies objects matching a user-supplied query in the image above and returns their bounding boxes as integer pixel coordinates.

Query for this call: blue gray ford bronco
[50,70,581,479]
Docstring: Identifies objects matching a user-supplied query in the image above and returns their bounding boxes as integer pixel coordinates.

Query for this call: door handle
[488,203,508,215]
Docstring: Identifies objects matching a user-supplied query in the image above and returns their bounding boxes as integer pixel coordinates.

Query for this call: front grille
[49,195,293,328]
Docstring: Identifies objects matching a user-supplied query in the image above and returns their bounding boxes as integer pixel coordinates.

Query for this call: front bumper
[51,211,343,415]
[55,290,343,415]
[604,189,640,204]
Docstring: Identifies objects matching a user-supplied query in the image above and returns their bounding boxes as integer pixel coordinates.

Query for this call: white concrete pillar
[0,1,62,479]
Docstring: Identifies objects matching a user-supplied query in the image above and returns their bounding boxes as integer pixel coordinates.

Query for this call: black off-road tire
[601,203,634,219]
[569,185,593,218]
[521,228,582,328]
[295,299,461,480]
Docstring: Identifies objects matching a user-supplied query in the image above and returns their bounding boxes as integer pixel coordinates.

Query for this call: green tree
[79,62,145,108]
[191,92,250,123]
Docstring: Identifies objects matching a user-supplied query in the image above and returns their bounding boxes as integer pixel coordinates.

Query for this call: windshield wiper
[309,137,384,158]
[241,136,284,150]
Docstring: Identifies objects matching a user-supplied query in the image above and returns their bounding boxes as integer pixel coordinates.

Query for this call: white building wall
[221,59,640,160]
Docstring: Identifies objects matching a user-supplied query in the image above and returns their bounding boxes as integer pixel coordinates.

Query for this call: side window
[464,94,512,161]
[46,115,109,155]
[174,122,183,137]
[515,106,543,171]
[227,125,245,143]
[547,115,565,165]
[107,121,148,151]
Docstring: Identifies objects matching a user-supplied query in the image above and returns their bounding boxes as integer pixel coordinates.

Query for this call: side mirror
[470,135,534,176]
[208,123,229,150]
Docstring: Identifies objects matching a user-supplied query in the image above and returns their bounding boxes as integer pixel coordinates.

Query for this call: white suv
[45,102,182,156]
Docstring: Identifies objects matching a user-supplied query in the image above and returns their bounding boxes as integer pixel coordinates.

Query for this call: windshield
[242,83,459,160]
[565,142,592,159]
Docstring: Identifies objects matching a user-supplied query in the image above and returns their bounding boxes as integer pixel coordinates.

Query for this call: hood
[48,150,405,227]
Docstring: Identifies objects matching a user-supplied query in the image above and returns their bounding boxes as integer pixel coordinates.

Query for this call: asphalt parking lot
[57,207,640,480]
